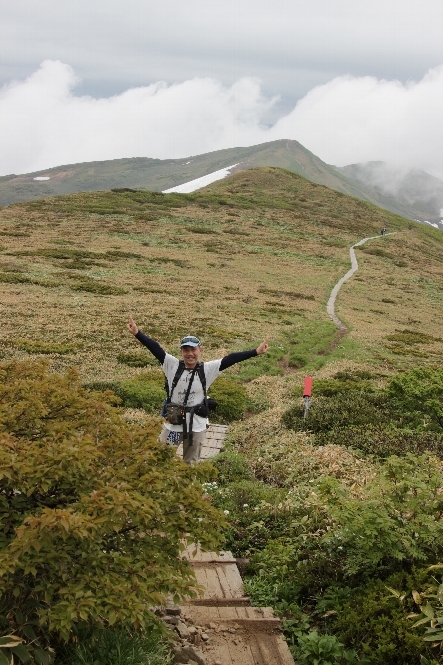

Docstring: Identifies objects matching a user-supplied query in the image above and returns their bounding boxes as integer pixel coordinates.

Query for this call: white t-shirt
[163,354,222,432]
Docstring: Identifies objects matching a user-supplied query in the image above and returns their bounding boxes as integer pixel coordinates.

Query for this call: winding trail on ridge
[327,233,396,338]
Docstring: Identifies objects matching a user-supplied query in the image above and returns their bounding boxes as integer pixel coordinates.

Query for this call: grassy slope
[1,166,443,386]
[0,140,438,223]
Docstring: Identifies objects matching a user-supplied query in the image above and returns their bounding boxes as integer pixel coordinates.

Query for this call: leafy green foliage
[206,478,292,557]
[283,390,390,433]
[332,570,443,665]
[11,340,77,355]
[386,329,441,345]
[388,366,443,430]
[402,565,443,650]
[116,352,157,368]
[211,451,253,485]
[85,373,165,414]
[55,625,170,665]
[315,425,443,459]
[0,359,224,647]
[118,373,165,413]
[295,630,367,665]
[208,377,248,423]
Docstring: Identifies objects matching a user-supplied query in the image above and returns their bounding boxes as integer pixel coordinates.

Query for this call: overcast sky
[1,0,442,178]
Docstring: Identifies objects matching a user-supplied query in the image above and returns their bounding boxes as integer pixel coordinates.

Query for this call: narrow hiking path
[327,233,396,332]
[168,425,295,665]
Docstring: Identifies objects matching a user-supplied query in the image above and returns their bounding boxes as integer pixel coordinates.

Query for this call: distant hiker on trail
[381,227,387,236]
[127,316,269,464]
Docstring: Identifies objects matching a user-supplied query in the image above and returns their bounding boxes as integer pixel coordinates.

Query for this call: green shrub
[294,630,367,665]
[245,454,443,600]
[332,572,434,665]
[209,377,248,423]
[84,372,166,414]
[208,479,295,557]
[282,391,390,432]
[0,359,223,653]
[312,371,376,398]
[386,329,440,345]
[116,352,158,368]
[211,451,253,485]
[404,564,443,649]
[118,373,165,414]
[70,280,127,296]
[11,339,77,354]
[54,625,169,665]
[388,366,443,431]
[0,273,60,288]
[315,425,443,458]
[0,272,31,284]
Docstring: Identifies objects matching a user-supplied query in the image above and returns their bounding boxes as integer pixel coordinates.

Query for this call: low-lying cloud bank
[1,60,442,180]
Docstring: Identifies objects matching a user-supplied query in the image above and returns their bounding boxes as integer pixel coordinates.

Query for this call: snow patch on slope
[163,164,238,193]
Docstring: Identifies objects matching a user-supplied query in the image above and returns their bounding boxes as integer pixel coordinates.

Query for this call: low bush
[247,454,443,596]
[0,273,60,288]
[315,425,443,459]
[332,572,434,665]
[11,339,77,355]
[207,479,294,557]
[54,625,170,665]
[211,451,253,485]
[69,279,127,296]
[386,329,441,345]
[282,391,391,432]
[208,377,249,423]
[388,366,443,431]
[118,373,165,414]
[117,352,158,368]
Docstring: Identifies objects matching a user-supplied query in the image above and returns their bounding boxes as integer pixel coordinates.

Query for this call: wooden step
[180,605,295,665]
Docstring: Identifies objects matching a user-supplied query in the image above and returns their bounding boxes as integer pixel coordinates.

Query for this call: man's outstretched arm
[219,338,269,371]
[127,316,166,364]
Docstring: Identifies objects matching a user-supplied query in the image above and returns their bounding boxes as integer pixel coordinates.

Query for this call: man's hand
[127,316,139,336]
[256,337,269,355]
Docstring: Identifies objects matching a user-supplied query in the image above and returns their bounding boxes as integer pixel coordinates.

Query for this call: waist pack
[165,402,185,425]
[165,398,218,424]
[194,398,218,418]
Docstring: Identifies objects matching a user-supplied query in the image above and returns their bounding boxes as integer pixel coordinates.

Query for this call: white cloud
[269,65,443,178]
[0,60,274,174]
[0,59,442,180]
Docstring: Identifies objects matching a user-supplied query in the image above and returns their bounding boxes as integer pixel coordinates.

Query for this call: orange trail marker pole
[303,376,312,419]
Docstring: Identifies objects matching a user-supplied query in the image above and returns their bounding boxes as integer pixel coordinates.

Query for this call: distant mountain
[336,161,443,228]
[1,140,442,227]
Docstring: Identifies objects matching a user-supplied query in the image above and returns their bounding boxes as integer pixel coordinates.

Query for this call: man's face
[180,345,203,368]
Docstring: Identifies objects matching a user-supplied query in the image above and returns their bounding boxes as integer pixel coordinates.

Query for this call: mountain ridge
[1,140,442,226]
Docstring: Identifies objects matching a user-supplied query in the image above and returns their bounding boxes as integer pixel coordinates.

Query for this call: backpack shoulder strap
[166,360,186,403]
[197,362,207,397]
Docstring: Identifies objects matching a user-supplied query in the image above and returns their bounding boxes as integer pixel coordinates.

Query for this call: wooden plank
[217,563,244,598]
[183,544,236,562]
[250,633,294,665]
[200,447,222,459]
[203,565,223,599]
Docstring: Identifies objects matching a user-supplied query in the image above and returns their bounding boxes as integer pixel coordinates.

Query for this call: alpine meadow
[2,166,443,664]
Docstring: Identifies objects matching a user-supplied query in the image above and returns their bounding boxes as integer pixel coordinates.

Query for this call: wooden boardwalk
[177,424,295,665]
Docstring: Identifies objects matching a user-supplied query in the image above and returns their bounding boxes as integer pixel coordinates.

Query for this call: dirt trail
[327,233,396,332]
[173,425,295,665]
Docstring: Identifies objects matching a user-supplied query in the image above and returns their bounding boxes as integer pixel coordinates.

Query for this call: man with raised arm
[127,316,269,464]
